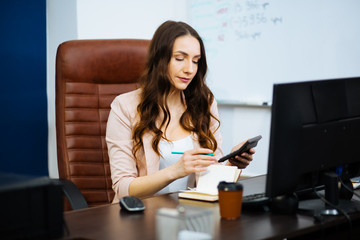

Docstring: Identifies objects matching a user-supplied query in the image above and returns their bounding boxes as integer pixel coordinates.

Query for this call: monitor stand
[298,198,360,216]
[298,172,360,215]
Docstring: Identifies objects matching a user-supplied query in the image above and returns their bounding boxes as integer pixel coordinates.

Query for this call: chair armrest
[58,179,88,210]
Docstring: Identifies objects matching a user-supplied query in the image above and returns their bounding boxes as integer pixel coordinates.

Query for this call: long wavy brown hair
[132,20,220,158]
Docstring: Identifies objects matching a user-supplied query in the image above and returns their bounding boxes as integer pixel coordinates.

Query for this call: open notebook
[178,164,241,202]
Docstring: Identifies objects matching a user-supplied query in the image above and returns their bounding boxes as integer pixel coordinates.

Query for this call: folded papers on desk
[156,206,214,240]
[178,164,241,201]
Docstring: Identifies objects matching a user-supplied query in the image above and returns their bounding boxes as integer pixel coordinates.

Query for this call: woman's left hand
[226,141,255,169]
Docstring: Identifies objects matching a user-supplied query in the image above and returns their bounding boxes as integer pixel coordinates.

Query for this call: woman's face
[168,35,201,91]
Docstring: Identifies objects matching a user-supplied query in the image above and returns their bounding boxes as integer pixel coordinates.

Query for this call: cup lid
[217,181,243,191]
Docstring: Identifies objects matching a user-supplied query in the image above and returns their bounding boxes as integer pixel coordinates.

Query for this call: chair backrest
[55,39,150,210]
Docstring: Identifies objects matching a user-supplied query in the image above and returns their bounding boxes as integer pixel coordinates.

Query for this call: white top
[156,134,194,195]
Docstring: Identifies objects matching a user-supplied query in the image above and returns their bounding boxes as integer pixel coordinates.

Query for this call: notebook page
[196,165,239,195]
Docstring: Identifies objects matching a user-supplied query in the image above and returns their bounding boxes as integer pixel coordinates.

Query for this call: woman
[106,20,254,202]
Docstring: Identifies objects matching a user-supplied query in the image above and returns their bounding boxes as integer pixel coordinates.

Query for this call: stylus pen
[171,152,214,156]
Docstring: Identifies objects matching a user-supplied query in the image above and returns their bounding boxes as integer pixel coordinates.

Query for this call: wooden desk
[63,192,360,240]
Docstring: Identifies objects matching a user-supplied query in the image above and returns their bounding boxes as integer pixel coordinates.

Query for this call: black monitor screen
[266,77,360,199]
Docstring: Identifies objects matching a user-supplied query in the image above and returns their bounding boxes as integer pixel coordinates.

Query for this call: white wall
[76,0,187,39]
[47,0,269,178]
[219,105,270,176]
[47,0,78,178]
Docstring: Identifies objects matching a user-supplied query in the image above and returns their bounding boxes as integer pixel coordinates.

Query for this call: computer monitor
[265,77,360,211]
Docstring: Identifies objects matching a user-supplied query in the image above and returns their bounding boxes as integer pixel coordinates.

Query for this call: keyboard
[242,193,269,206]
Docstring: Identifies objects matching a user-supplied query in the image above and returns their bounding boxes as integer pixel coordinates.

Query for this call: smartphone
[218,135,262,162]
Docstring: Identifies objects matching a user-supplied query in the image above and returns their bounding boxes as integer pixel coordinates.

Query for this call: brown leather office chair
[55,39,150,211]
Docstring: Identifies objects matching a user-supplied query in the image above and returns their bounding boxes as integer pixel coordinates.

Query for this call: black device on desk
[262,77,360,214]
[119,196,145,212]
[0,173,64,239]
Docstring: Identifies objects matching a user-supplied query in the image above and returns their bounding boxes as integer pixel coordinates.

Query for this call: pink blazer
[106,89,223,202]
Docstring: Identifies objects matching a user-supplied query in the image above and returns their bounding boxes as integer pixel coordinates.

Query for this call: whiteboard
[188,0,360,104]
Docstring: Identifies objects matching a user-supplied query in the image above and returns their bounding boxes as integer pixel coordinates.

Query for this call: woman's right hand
[170,148,216,179]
